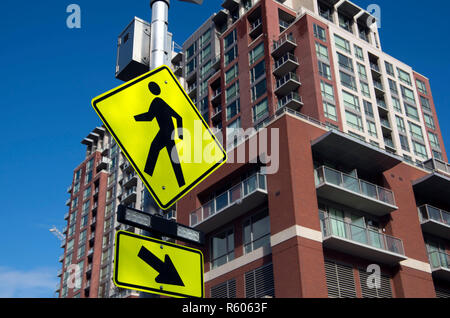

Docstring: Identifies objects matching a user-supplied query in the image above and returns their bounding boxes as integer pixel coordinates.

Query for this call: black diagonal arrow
[138,246,185,287]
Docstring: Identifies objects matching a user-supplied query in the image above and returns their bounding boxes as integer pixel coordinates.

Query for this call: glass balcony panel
[229,184,242,204]
[428,206,443,222]
[350,223,368,245]
[216,192,229,212]
[342,174,359,193]
[323,167,342,186]
[203,201,215,219]
[360,180,377,200]
[244,174,257,196]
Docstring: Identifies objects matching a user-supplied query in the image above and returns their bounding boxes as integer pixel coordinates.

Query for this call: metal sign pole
[139,0,170,298]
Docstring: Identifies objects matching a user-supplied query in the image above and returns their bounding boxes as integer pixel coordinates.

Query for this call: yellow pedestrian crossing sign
[92,65,227,210]
[113,231,204,298]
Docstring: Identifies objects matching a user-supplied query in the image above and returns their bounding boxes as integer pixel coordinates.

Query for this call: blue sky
[0,0,448,298]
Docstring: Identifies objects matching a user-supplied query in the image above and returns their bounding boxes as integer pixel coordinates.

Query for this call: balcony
[277,92,303,111]
[67,184,73,193]
[273,53,299,77]
[122,187,137,205]
[418,205,450,239]
[271,33,297,59]
[373,80,385,97]
[59,254,64,262]
[64,212,69,220]
[413,159,450,207]
[122,173,138,188]
[190,173,267,233]
[174,64,182,76]
[187,83,197,98]
[275,72,301,96]
[65,198,71,206]
[57,269,63,277]
[96,157,110,172]
[429,251,450,281]
[211,88,221,105]
[315,166,397,216]
[121,160,134,173]
[90,216,97,228]
[321,215,406,265]
[249,18,263,39]
[211,107,222,123]
[211,55,221,70]
[384,137,396,152]
[423,158,450,177]
[370,62,382,77]
[380,118,392,134]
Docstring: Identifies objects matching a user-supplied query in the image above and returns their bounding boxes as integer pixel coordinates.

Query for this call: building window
[416,79,428,95]
[363,100,374,118]
[226,117,242,147]
[225,64,239,84]
[224,46,238,67]
[339,71,357,91]
[253,98,269,123]
[315,42,329,60]
[354,45,364,61]
[225,81,239,103]
[250,60,265,84]
[412,140,427,159]
[357,63,367,80]
[313,24,327,42]
[420,96,431,112]
[399,134,410,152]
[201,29,211,47]
[367,120,377,137]
[224,29,237,49]
[396,116,406,133]
[360,81,370,98]
[71,197,78,210]
[401,86,416,104]
[423,113,435,130]
[201,59,212,77]
[186,42,197,60]
[338,13,352,33]
[397,68,412,86]
[334,35,351,54]
[251,78,267,102]
[345,111,363,131]
[243,210,270,254]
[342,90,360,112]
[320,80,334,101]
[392,96,402,113]
[85,171,92,185]
[318,61,332,80]
[323,101,337,122]
[385,61,394,76]
[428,131,440,149]
[388,79,398,95]
[409,121,424,141]
[226,99,240,121]
[211,228,234,269]
[405,103,419,122]
[186,57,197,74]
[433,150,443,161]
[337,52,354,72]
[249,42,264,65]
[73,181,80,194]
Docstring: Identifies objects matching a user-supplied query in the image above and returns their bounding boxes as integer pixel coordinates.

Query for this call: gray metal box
[115,17,151,82]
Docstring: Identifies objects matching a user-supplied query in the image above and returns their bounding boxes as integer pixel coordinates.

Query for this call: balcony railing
[273,53,298,76]
[315,166,396,206]
[190,173,267,228]
[272,33,296,55]
[277,92,303,110]
[321,214,405,256]
[419,205,450,226]
[370,62,381,73]
[422,158,450,176]
[429,251,450,271]
[276,72,300,90]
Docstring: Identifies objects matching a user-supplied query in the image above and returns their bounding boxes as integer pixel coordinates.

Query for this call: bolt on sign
[91,65,227,210]
[113,231,204,298]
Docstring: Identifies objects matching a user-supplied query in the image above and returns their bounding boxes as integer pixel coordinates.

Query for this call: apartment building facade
[174,0,450,298]
[58,0,450,298]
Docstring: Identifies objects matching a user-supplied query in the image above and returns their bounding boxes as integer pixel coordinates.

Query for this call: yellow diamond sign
[114,231,204,298]
[92,65,227,210]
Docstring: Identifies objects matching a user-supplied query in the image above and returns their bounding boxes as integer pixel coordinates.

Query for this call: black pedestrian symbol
[134,82,185,188]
